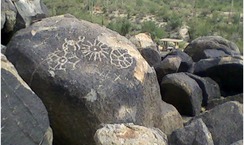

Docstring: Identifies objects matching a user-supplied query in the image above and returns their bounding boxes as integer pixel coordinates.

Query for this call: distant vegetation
[43,0,243,53]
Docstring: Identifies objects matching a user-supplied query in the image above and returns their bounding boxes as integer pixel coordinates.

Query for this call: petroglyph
[80,39,111,61]
[110,49,133,69]
[62,36,85,51]
[46,49,80,71]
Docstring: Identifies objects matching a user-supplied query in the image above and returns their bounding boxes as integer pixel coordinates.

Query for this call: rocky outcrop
[94,123,168,145]
[140,48,161,66]
[194,56,243,96]
[1,54,53,145]
[194,101,243,145]
[169,119,214,145]
[160,73,203,116]
[184,36,241,62]
[6,14,182,145]
[1,0,48,44]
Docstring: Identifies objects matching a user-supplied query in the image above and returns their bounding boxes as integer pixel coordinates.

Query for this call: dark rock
[94,123,168,145]
[6,14,182,145]
[155,101,184,135]
[140,48,161,66]
[194,56,243,96]
[195,101,243,145]
[230,140,243,145]
[1,0,48,45]
[1,44,7,54]
[160,73,203,116]
[163,49,193,72]
[184,36,241,62]
[203,49,229,58]
[185,73,221,106]
[154,56,181,84]
[169,119,214,145]
[207,93,243,110]
[1,54,53,145]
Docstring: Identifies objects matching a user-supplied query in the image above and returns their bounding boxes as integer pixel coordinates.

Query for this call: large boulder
[184,36,241,62]
[1,54,53,145]
[194,56,243,96]
[169,119,214,145]
[160,73,203,116]
[6,14,182,145]
[94,123,168,145]
[129,33,158,51]
[140,48,161,66]
[185,73,221,106]
[194,101,243,145]
[154,56,181,84]
[1,0,48,44]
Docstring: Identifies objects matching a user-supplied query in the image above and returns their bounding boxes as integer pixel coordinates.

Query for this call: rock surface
[195,101,243,145]
[1,0,48,44]
[162,49,193,72]
[6,14,182,145]
[169,119,214,145]
[160,73,203,116]
[94,123,168,145]
[194,56,243,96]
[184,36,241,62]
[230,140,243,145]
[1,54,53,145]
[207,93,243,110]
[129,33,158,51]
[186,73,221,106]
[154,56,181,84]
[140,48,161,66]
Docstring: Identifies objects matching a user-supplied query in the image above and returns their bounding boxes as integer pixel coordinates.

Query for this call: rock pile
[1,2,243,144]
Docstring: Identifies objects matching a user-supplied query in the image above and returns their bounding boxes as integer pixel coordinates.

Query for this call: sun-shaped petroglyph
[46,49,80,71]
[110,49,133,69]
[62,36,85,51]
[80,39,111,61]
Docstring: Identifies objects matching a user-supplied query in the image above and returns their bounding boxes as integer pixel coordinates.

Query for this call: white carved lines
[110,49,133,69]
[80,39,111,61]
[47,49,80,71]
[62,36,85,51]
[46,36,134,72]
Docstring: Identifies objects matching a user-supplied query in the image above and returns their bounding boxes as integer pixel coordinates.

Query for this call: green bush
[141,21,167,39]
[107,18,132,36]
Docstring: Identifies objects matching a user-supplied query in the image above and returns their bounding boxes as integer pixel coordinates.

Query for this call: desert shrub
[141,21,167,39]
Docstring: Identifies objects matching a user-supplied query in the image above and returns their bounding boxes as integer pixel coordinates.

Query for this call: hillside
[43,0,243,52]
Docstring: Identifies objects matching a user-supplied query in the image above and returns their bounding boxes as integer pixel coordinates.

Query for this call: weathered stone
[94,123,168,145]
[194,56,243,96]
[1,54,53,145]
[140,48,161,66]
[207,93,243,110]
[184,36,240,62]
[1,0,48,45]
[160,73,203,116]
[203,49,229,59]
[155,101,184,135]
[230,140,243,145]
[6,14,181,145]
[1,44,7,54]
[195,101,243,145]
[154,56,181,84]
[162,49,193,72]
[186,73,221,106]
[169,119,214,145]
[129,33,158,51]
